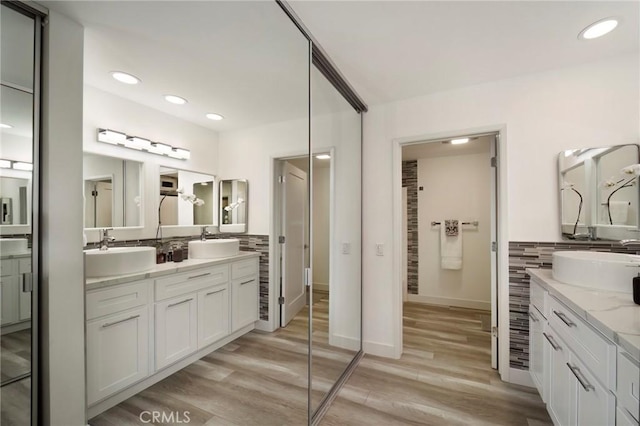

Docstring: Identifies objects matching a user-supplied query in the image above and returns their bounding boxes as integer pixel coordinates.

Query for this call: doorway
[399,133,499,370]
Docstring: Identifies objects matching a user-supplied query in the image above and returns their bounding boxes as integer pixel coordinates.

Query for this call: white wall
[82,85,220,242]
[362,53,639,360]
[415,152,491,309]
[41,10,86,425]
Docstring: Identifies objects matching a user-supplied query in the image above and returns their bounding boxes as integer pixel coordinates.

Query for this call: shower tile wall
[402,160,418,294]
[86,233,270,321]
[509,240,640,369]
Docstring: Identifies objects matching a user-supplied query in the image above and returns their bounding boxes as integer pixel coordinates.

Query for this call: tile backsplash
[509,240,640,370]
[402,160,418,295]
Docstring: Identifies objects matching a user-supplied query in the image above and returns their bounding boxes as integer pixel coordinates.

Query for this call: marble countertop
[0,251,31,260]
[86,252,260,291]
[527,268,640,361]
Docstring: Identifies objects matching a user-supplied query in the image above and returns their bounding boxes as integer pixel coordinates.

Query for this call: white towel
[610,201,630,224]
[440,220,462,270]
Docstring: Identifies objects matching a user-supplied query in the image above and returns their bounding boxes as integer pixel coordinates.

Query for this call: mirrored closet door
[0,2,43,425]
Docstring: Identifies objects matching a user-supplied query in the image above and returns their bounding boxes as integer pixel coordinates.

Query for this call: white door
[280,161,308,327]
[155,294,198,369]
[490,134,499,369]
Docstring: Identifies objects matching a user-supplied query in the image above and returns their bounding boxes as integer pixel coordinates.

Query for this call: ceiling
[289,1,639,105]
[402,135,492,160]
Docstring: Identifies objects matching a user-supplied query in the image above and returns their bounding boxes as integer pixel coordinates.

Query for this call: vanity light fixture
[12,162,33,171]
[316,154,331,160]
[110,71,141,85]
[0,160,11,168]
[578,18,619,40]
[206,113,224,121]
[451,138,469,145]
[164,95,188,105]
[0,123,12,129]
[97,128,191,160]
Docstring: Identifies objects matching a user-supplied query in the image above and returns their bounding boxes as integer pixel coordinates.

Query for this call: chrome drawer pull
[206,289,224,296]
[240,279,254,285]
[543,332,561,351]
[528,311,539,322]
[553,310,576,327]
[168,297,193,308]
[567,363,594,392]
[102,315,140,328]
[188,272,211,280]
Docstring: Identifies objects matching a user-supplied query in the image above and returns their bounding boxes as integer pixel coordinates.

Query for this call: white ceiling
[402,135,492,160]
[289,1,639,105]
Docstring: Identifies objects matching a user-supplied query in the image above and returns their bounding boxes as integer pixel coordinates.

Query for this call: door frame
[391,125,510,382]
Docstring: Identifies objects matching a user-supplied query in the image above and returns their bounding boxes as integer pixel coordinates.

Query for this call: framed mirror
[219,179,247,233]
[83,153,143,229]
[159,167,215,227]
[559,144,640,241]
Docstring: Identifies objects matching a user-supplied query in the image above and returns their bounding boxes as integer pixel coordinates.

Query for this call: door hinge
[491,326,498,337]
[278,296,285,305]
[278,235,285,244]
[304,267,311,288]
[92,190,98,197]
[278,175,285,183]
[490,157,497,168]
[491,241,497,252]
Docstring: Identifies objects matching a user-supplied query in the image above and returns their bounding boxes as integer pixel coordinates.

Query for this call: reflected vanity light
[0,159,33,170]
[451,138,469,145]
[0,123,12,129]
[97,128,191,160]
[316,154,331,160]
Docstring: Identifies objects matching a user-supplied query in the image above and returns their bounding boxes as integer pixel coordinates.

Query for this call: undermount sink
[84,246,156,278]
[0,238,28,255]
[552,251,639,293]
[188,239,239,259]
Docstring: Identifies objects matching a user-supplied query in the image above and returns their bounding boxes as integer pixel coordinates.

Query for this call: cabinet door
[0,275,19,325]
[155,294,198,370]
[570,354,615,426]
[18,258,31,320]
[546,328,572,426]
[529,305,545,401]
[198,285,229,349]
[231,276,258,332]
[86,306,149,405]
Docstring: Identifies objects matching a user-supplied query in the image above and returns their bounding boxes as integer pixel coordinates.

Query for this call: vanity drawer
[530,278,547,319]
[155,265,228,301]
[231,258,258,280]
[87,280,150,320]
[617,350,640,422]
[548,296,616,390]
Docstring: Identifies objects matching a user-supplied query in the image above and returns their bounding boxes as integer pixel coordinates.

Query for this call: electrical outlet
[342,243,351,254]
[376,243,384,256]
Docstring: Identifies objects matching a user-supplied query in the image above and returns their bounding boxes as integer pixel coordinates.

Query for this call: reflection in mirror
[219,179,247,233]
[159,167,215,226]
[83,153,142,228]
[0,176,30,225]
[559,144,640,241]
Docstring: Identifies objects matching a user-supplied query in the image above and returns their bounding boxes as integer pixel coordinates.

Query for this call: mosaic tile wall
[85,233,270,321]
[509,240,640,369]
[402,160,419,294]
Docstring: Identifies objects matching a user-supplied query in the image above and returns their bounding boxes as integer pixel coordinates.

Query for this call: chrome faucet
[620,239,640,246]
[99,228,116,251]
[200,226,211,241]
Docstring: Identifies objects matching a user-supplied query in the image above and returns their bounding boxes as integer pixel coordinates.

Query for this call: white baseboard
[407,294,491,311]
[363,340,401,359]
[507,367,535,388]
[254,319,276,332]
[329,333,360,351]
[88,323,255,419]
[313,282,329,292]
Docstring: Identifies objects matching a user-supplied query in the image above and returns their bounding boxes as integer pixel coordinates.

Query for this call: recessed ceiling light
[0,123,13,129]
[316,154,331,160]
[578,18,619,40]
[164,95,188,105]
[451,138,469,145]
[110,71,141,85]
[206,113,224,121]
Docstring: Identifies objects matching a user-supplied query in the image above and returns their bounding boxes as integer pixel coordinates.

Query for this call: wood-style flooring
[92,301,551,425]
[1,328,31,383]
[320,303,552,426]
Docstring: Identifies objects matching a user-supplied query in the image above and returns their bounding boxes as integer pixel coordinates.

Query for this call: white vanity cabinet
[86,280,152,405]
[0,257,31,326]
[155,294,198,369]
[198,284,230,349]
[231,258,259,332]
